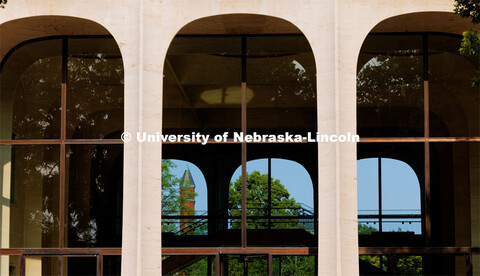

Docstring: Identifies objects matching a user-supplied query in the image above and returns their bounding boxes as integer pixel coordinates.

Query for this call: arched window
[161,14,318,275]
[161,159,207,235]
[229,158,314,233]
[357,15,480,275]
[358,157,421,234]
[0,34,123,275]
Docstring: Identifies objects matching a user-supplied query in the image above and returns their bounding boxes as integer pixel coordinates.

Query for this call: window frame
[161,33,319,274]
[0,35,124,274]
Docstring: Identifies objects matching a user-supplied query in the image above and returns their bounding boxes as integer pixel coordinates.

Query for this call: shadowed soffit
[177,14,302,35]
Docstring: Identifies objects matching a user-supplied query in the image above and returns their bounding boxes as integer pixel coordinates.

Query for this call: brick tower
[179,167,195,233]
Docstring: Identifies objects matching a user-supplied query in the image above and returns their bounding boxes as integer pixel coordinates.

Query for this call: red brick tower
[179,167,195,233]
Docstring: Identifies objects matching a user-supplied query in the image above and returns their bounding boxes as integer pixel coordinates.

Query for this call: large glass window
[358,33,480,275]
[0,36,123,275]
[162,33,317,275]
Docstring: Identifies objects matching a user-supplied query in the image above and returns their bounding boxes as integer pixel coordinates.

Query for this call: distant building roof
[180,169,196,188]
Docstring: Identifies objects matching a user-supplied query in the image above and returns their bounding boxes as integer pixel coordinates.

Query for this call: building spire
[180,168,196,234]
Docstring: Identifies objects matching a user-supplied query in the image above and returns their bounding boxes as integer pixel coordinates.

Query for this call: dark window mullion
[378,157,382,232]
[59,38,67,256]
[241,35,247,249]
[423,34,431,246]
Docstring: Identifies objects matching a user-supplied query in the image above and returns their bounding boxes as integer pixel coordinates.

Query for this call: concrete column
[120,0,142,275]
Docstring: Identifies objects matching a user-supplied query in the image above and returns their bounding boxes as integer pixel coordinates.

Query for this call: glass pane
[161,160,207,236]
[238,143,317,246]
[0,255,20,276]
[0,145,60,248]
[429,35,480,137]
[381,158,421,234]
[25,256,59,276]
[66,144,123,247]
[357,143,424,246]
[430,142,479,248]
[162,256,214,275]
[231,158,268,231]
[359,255,422,275]
[67,38,124,139]
[231,158,315,235]
[246,36,316,136]
[64,256,96,276]
[103,255,121,276]
[163,37,242,136]
[223,255,267,276]
[357,35,424,137]
[162,143,241,247]
[357,158,379,217]
[273,255,315,275]
[0,39,61,140]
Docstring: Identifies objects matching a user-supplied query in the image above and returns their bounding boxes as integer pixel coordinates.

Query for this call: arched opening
[358,157,421,234]
[357,12,480,275]
[229,158,314,233]
[0,16,123,275]
[161,159,208,235]
[161,14,318,275]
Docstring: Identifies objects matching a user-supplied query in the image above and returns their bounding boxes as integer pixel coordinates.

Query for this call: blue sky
[169,157,421,233]
[357,158,421,233]
[169,158,314,212]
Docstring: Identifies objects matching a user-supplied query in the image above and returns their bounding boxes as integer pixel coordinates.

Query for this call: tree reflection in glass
[357,35,423,137]
[0,39,62,140]
[67,38,124,139]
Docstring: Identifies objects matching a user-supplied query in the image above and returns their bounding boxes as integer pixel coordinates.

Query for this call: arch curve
[0,16,114,62]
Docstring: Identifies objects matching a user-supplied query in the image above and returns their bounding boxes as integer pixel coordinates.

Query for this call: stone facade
[0,1,478,275]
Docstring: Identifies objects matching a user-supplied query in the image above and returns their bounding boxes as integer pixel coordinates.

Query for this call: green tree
[454,0,480,86]
[225,171,315,275]
[228,170,302,230]
[161,160,181,232]
[161,160,203,235]
[169,169,314,275]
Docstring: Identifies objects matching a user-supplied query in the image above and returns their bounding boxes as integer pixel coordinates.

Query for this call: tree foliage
[454,0,480,24]
[161,160,201,235]
[357,54,423,105]
[162,160,187,232]
[223,171,316,275]
[228,170,302,230]
[454,0,480,86]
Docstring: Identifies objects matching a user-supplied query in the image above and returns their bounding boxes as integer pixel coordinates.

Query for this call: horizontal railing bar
[162,215,315,219]
[163,214,420,219]
[163,247,480,256]
[162,247,317,255]
[360,137,480,143]
[359,247,480,255]
[358,214,421,219]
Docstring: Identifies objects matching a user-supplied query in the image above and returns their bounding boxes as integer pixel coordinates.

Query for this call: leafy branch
[454,0,480,86]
